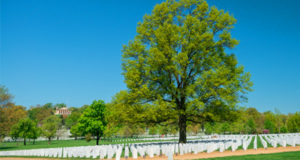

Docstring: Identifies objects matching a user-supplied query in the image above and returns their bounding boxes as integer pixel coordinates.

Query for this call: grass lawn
[1,137,300,159]
[0,135,269,151]
[0,139,101,151]
[201,151,300,160]
[236,135,262,150]
[0,138,177,151]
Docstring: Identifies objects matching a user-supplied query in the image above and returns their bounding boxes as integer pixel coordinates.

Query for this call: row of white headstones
[108,135,202,143]
[0,133,299,159]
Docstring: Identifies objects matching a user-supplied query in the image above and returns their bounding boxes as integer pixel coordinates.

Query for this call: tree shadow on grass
[0,146,17,150]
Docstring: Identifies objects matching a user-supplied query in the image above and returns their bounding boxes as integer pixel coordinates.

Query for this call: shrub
[85,133,92,142]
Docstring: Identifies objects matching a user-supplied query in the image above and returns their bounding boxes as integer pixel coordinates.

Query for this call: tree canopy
[77,100,107,145]
[119,0,252,143]
[41,115,61,143]
[0,85,13,108]
[10,118,38,145]
[28,104,54,125]
[0,85,27,140]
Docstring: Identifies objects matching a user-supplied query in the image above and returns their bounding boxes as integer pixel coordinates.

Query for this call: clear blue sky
[1,0,299,113]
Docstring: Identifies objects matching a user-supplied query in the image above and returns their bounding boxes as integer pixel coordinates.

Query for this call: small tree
[148,126,158,135]
[221,122,230,134]
[280,126,288,133]
[204,123,214,135]
[247,118,256,134]
[29,126,40,144]
[41,115,60,144]
[10,125,20,142]
[10,118,36,145]
[65,111,81,129]
[70,124,82,140]
[264,119,275,133]
[287,113,300,133]
[78,100,107,145]
[187,123,201,135]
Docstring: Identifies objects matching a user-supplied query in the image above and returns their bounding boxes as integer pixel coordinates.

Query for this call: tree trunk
[201,122,205,132]
[96,136,100,145]
[48,137,51,144]
[179,113,187,143]
[33,139,35,144]
[24,138,26,146]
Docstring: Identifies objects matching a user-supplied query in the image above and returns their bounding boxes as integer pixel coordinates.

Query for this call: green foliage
[158,125,178,136]
[116,124,146,138]
[187,123,201,135]
[204,123,214,134]
[148,126,158,135]
[42,103,53,109]
[41,115,60,143]
[9,125,20,141]
[264,119,275,133]
[55,103,66,108]
[28,104,54,124]
[65,111,81,129]
[280,126,288,133]
[29,126,41,144]
[119,0,252,143]
[287,112,300,133]
[246,107,264,133]
[0,105,27,139]
[85,133,92,142]
[0,85,25,139]
[0,85,13,108]
[247,118,256,134]
[220,122,230,134]
[70,124,82,140]
[77,100,107,145]
[9,118,37,145]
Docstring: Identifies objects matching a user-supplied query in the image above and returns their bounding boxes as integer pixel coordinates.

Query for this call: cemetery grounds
[0,134,300,160]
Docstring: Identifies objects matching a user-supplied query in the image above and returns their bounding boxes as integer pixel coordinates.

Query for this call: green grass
[1,137,300,159]
[245,135,274,149]
[1,136,262,152]
[200,151,300,160]
[1,136,208,151]
[236,135,259,150]
[0,139,103,151]
[0,138,175,151]
[261,135,273,148]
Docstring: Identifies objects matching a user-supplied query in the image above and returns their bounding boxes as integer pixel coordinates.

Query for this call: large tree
[120,0,252,143]
[287,112,300,133]
[0,85,27,140]
[0,85,14,140]
[77,100,107,145]
[28,104,54,125]
[0,105,27,138]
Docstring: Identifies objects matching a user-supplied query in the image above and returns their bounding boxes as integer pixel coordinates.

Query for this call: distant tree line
[0,85,107,145]
[202,107,300,135]
[1,85,300,146]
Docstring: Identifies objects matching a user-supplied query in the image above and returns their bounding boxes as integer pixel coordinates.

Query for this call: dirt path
[171,146,300,160]
[1,146,300,160]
